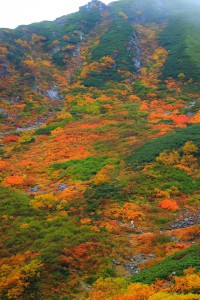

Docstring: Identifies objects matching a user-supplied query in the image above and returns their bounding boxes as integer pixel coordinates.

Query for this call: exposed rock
[46,85,63,100]
[148,254,156,258]
[52,45,61,55]
[29,185,40,193]
[3,96,20,105]
[73,46,82,67]
[80,32,83,41]
[183,210,189,216]
[80,0,107,12]
[57,183,69,192]
[186,99,197,108]
[123,253,156,275]
[113,260,121,265]
[186,112,195,117]
[185,99,198,116]
[127,33,142,71]
[167,234,179,242]
[168,214,200,230]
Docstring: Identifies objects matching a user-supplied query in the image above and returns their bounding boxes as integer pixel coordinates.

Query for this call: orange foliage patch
[80,218,92,225]
[173,243,190,249]
[171,115,190,125]
[5,175,24,186]
[19,160,36,167]
[113,282,155,300]
[159,199,179,211]
[190,110,200,124]
[170,225,200,241]
[0,160,8,170]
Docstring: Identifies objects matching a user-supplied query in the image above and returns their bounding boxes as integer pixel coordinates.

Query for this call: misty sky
[1,0,118,29]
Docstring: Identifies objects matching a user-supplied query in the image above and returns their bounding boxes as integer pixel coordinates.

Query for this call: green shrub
[127,124,200,166]
[131,164,200,197]
[131,244,200,284]
[22,137,35,144]
[35,121,66,135]
[156,217,168,225]
[132,80,154,98]
[51,156,110,181]
[52,52,65,66]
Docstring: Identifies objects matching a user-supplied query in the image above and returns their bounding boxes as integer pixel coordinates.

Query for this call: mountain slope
[1,0,200,131]
[0,0,200,299]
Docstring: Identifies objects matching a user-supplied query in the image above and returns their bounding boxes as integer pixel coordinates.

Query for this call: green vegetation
[0,187,90,269]
[132,164,200,198]
[110,0,167,22]
[51,156,112,181]
[128,124,200,166]
[132,80,154,98]
[0,186,123,299]
[35,120,68,135]
[92,17,135,72]
[82,70,123,88]
[85,183,123,213]
[159,11,200,83]
[0,186,35,217]
[131,244,200,284]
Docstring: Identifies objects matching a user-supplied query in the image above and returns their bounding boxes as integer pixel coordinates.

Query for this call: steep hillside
[0,0,200,299]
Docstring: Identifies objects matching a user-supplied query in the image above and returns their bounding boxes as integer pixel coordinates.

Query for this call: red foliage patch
[2,135,19,143]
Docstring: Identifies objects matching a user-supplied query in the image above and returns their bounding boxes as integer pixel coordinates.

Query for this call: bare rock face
[46,85,63,100]
[79,0,107,12]
[127,33,142,72]
[114,253,157,276]
[168,214,200,230]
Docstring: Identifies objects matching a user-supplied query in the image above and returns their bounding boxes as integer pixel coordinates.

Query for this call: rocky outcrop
[79,0,107,12]
[168,214,200,230]
[46,85,63,100]
[127,33,142,72]
[114,253,157,275]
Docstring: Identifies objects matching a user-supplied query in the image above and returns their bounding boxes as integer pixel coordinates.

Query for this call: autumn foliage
[159,199,179,211]
[0,1,200,299]
[2,135,19,143]
[5,175,24,186]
